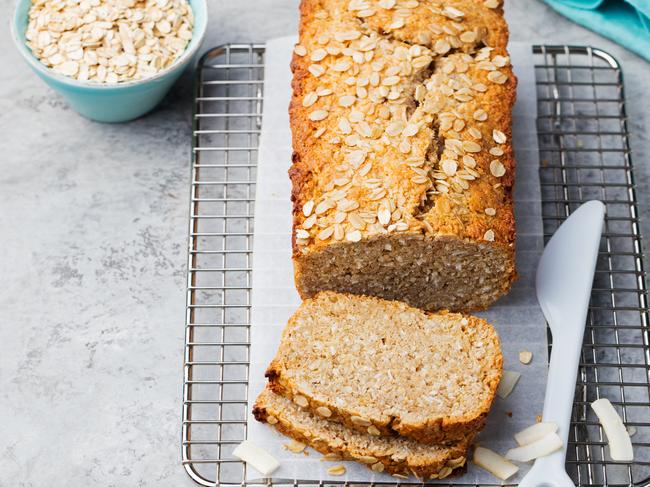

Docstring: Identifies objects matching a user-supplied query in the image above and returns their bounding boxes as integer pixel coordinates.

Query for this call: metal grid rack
[182,44,650,487]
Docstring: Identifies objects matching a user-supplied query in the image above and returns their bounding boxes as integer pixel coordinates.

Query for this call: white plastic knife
[519,200,605,487]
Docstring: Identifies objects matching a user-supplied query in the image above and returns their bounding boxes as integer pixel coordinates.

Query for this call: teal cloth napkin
[542,0,650,61]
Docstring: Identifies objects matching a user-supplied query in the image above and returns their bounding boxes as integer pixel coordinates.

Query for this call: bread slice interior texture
[295,233,514,313]
[266,291,503,445]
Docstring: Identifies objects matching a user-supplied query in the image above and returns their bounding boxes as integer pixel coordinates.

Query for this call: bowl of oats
[11,0,207,122]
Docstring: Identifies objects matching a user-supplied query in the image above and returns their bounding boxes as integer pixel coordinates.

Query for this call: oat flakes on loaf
[289,0,516,312]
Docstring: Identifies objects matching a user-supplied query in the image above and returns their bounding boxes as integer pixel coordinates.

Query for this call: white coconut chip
[514,421,558,446]
[591,398,634,461]
[505,432,563,462]
[496,370,521,399]
[473,446,519,480]
[233,440,280,476]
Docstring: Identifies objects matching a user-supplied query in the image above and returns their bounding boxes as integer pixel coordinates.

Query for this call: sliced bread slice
[266,292,502,445]
[253,387,469,479]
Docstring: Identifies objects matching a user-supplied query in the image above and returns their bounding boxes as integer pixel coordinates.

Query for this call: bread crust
[265,292,503,445]
[253,387,471,479]
[289,0,517,312]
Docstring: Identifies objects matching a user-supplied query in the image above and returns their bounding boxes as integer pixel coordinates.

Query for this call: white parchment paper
[246,37,547,484]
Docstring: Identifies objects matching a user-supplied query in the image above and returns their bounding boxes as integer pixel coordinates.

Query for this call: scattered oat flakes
[350,415,372,426]
[447,456,466,468]
[357,455,379,464]
[367,425,381,435]
[303,200,315,217]
[346,230,362,242]
[296,229,310,240]
[493,129,507,144]
[292,394,309,407]
[463,140,482,153]
[488,70,508,84]
[284,440,307,454]
[310,48,327,61]
[321,453,343,462]
[309,109,329,121]
[493,55,509,67]
[468,127,482,139]
[434,39,451,54]
[327,464,347,476]
[490,159,506,177]
[460,30,477,43]
[316,406,332,417]
[473,109,488,121]
[318,226,335,240]
[442,159,458,176]
[378,207,391,225]
[338,95,356,107]
[308,64,326,77]
[519,350,533,364]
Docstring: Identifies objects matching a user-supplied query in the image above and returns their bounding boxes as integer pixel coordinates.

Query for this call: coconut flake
[591,398,634,461]
[473,446,518,480]
[496,370,521,399]
[505,432,563,462]
[514,422,558,446]
[233,440,280,475]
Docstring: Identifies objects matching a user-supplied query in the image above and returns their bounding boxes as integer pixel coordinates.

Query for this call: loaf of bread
[265,292,503,445]
[289,0,517,312]
[253,387,470,479]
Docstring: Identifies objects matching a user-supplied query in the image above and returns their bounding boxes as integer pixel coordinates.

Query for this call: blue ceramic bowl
[11,0,207,123]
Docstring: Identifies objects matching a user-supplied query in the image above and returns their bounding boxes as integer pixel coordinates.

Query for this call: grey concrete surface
[0,1,648,486]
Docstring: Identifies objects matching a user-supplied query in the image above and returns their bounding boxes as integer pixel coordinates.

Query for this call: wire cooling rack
[182,44,650,487]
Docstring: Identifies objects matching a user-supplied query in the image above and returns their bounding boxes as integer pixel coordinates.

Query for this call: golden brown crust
[289,0,516,312]
[362,0,509,52]
[253,387,471,479]
[265,292,503,445]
